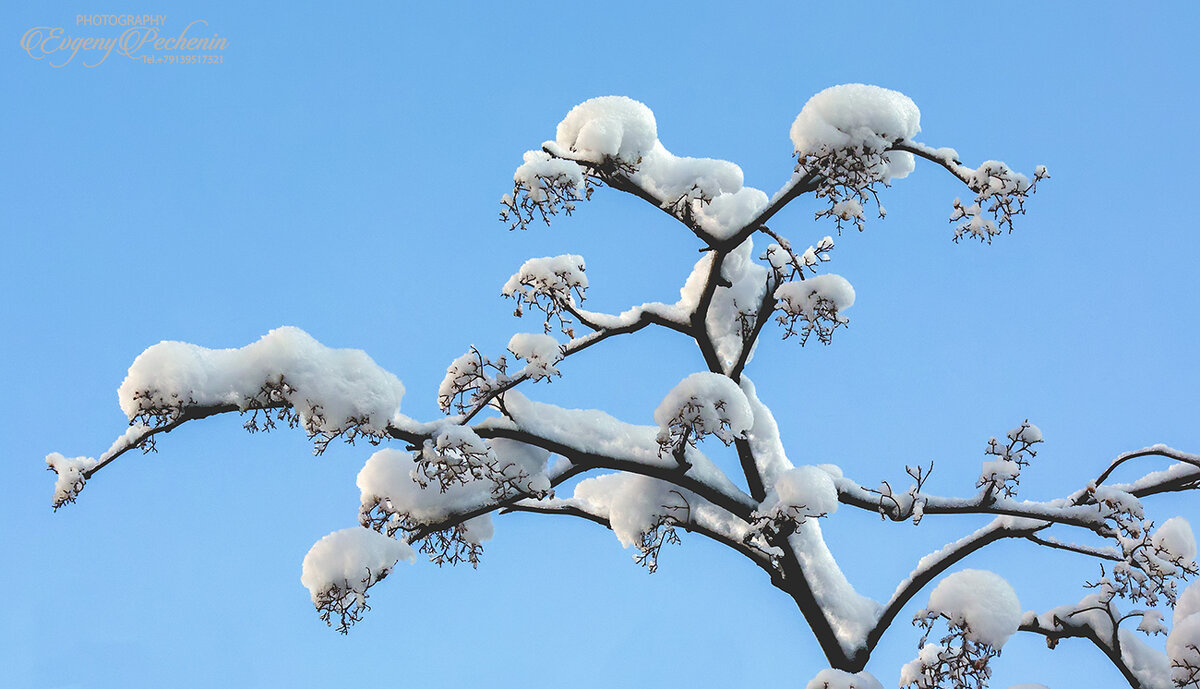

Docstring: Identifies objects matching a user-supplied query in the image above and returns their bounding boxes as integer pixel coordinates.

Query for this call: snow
[636,141,744,203]
[300,527,415,603]
[437,347,494,412]
[738,377,795,486]
[511,150,586,203]
[899,643,949,688]
[789,520,882,650]
[1138,609,1167,635]
[502,254,588,305]
[706,238,769,370]
[555,96,657,164]
[1119,629,1172,689]
[359,448,489,523]
[1169,613,1200,686]
[44,452,98,507]
[926,569,1021,647]
[573,473,687,549]
[540,97,772,240]
[764,465,839,517]
[1153,515,1197,564]
[507,332,563,381]
[790,84,920,183]
[494,391,753,513]
[691,186,769,240]
[1176,579,1200,626]
[1008,422,1043,444]
[805,668,883,689]
[118,326,405,436]
[774,273,856,330]
[654,372,753,447]
[357,440,547,529]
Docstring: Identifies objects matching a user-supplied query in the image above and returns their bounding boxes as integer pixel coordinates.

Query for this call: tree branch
[1094,445,1200,486]
[475,425,757,521]
[863,518,1046,660]
[501,500,775,572]
[1023,534,1122,562]
[1019,615,1144,689]
[835,479,1108,532]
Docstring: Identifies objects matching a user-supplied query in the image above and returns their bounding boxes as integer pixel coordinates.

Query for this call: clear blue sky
[4,2,1199,688]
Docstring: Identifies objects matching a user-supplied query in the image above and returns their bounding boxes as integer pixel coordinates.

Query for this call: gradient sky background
[4,2,1200,688]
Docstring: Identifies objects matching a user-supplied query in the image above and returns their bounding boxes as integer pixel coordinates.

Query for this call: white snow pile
[507,333,564,381]
[705,238,769,368]
[805,669,883,689]
[739,377,795,486]
[637,141,743,202]
[300,526,414,605]
[774,273,856,332]
[502,254,588,312]
[1023,584,1173,688]
[118,326,405,436]
[788,519,882,646]
[555,96,658,164]
[1171,579,1200,686]
[572,473,687,549]
[1008,422,1043,444]
[45,452,98,507]
[513,96,770,240]
[358,442,548,529]
[1170,613,1200,687]
[635,141,768,238]
[1176,578,1200,626]
[790,83,921,183]
[1153,516,1197,570]
[493,390,747,505]
[758,465,840,523]
[654,372,753,449]
[511,150,587,204]
[926,569,1022,647]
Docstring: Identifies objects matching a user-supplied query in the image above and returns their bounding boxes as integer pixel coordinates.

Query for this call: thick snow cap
[555,96,657,164]
[790,83,920,182]
[927,569,1021,647]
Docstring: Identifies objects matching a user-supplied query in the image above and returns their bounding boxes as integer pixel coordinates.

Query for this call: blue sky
[4,2,1199,688]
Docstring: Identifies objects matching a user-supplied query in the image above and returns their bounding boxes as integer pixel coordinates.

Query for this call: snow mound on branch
[1169,613,1200,685]
[574,473,681,548]
[45,452,97,507]
[508,333,563,380]
[790,520,882,644]
[637,141,744,202]
[674,238,769,371]
[927,569,1021,647]
[805,669,883,689]
[790,83,920,182]
[300,527,414,603]
[118,326,405,433]
[654,372,753,446]
[634,143,768,239]
[357,443,548,525]
[556,96,657,163]
[502,254,588,300]
[1154,516,1197,564]
[774,273,856,329]
[739,377,794,486]
[764,466,839,517]
[512,150,587,201]
[1176,579,1200,625]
